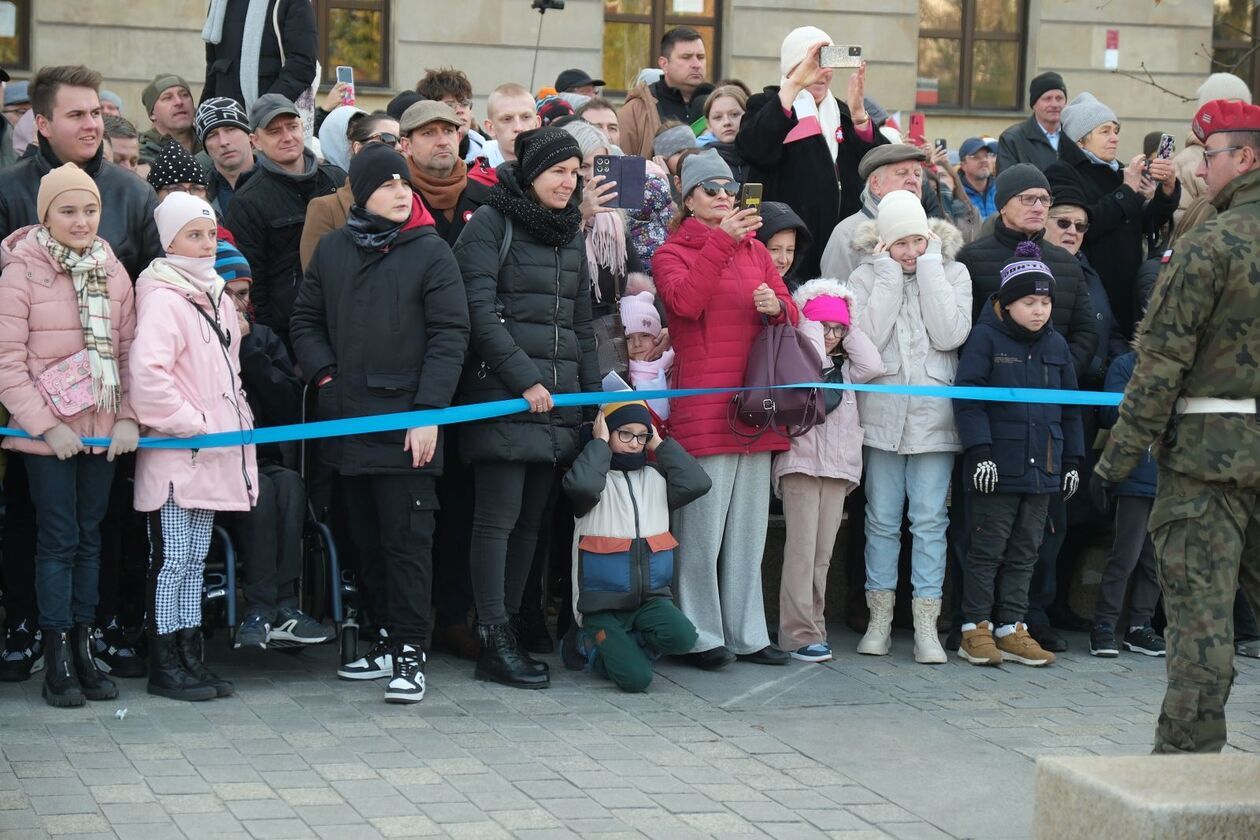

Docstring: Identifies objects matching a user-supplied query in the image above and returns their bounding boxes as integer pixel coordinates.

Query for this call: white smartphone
[335,65,355,105]
[820,45,863,68]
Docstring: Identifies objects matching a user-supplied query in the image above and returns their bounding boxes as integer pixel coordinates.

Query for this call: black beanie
[515,127,582,186]
[995,163,1051,210]
[1029,72,1066,107]
[349,143,411,208]
[147,140,209,191]
[998,241,1056,306]
[603,400,652,432]
[387,90,424,122]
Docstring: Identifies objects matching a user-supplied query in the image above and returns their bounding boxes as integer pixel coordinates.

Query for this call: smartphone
[738,182,763,214]
[908,112,926,146]
[820,45,862,68]
[934,138,947,154]
[592,154,648,211]
[1157,133,1175,160]
[335,65,355,106]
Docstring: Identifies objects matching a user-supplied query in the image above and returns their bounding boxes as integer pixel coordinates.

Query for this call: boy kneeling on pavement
[952,243,1084,667]
[561,401,710,691]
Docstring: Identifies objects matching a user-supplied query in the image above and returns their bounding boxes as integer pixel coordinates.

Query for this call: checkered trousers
[147,488,216,635]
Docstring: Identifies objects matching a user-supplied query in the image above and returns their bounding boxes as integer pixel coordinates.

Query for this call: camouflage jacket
[1097,167,1260,487]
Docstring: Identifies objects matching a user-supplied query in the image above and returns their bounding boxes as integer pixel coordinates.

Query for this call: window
[0,0,31,71]
[315,0,390,88]
[917,0,1026,111]
[603,0,721,94]
[1212,0,1259,94]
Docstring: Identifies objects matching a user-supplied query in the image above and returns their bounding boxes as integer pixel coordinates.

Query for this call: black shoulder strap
[190,297,230,349]
[498,213,513,272]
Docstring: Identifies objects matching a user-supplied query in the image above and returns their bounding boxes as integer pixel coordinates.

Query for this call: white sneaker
[337,633,392,681]
[384,645,425,704]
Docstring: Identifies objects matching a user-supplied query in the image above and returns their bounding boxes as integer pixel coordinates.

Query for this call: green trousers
[583,599,698,693]
[1149,467,1260,753]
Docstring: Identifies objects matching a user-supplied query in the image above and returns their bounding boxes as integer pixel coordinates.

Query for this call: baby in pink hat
[619,276,674,420]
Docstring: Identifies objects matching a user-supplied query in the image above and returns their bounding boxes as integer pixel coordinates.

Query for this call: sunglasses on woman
[615,429,652,445]
[699,179,740,198]
[1053,217,1089,234]
[368,132,401,147]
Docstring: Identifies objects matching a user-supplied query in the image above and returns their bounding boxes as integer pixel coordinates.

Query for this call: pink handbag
[37,349,95,419]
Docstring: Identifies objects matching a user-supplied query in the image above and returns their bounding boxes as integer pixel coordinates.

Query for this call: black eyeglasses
[615,429,651,445]
[1016,193,1053,207]
[698,179,739,197]
[367,132,401,146]
[1053,217,1089,234]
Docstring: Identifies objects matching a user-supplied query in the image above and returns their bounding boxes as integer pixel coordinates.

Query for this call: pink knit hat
[619,291,661,338]
[802,295,850,326]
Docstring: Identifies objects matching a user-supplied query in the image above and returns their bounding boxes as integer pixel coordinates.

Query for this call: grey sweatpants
[673,452,772,655]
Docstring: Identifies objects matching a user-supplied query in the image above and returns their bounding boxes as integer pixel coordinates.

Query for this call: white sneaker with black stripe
[384,644,425,704]
[337,630,392,680]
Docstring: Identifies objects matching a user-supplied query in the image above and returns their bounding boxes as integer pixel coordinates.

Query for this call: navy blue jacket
[1079,252,1129,390]
[1099,351,1156,497]
[953,297,1086,494]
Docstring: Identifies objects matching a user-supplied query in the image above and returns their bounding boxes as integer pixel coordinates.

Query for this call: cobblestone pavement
[1,626,1256,840]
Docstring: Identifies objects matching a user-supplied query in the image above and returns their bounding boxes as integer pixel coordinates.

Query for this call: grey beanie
[561,119,612,160]
[653,123,698,159]
[995,163,1051,210]
[1060,92,1118,143]
[680,149,734,198]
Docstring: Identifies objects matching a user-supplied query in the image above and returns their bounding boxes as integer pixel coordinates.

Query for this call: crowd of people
[0,12,1256,755]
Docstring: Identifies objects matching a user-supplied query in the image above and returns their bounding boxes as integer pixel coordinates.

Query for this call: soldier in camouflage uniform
[1095,99,1260,754]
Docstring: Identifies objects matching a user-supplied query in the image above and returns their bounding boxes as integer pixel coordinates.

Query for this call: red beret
[1192,99,1260,141]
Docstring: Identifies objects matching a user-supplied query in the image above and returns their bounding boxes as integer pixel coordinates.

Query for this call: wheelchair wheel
[339,623,359,666]
[301,526,331,622]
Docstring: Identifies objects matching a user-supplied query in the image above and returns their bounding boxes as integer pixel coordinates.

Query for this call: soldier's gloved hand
[966,447,998,494]
[1090,472,1116,514]
[1062,467,1081,501]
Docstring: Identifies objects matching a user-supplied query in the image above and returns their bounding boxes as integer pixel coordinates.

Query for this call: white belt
[1175,397,1257,415]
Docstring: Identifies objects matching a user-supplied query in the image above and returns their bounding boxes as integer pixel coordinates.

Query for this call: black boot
[41,631,85,708]
[175,628,234,697]
[508,615,549,675]
[70,625,117,701]
[147,632,216,702]
[475,623,549,689]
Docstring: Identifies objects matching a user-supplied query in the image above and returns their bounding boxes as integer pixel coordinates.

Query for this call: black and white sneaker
[384,644,425,704]
[92,619,146,677]
[337,630,392,680]
[270,607,334,645]
[0,620,44,681]
[1123,625,1166,657]
[1090,623,1119,658]
[234,614,270,649]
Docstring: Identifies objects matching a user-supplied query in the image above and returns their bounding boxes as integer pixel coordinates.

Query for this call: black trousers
[225,464,306,618]
[469,462,554,626]
[962,492,1050,626]
[432,432,476,628]
[1,454,37,630]
[1094,495,1160,629]
[341,473,437,647]
[96,454,149,627]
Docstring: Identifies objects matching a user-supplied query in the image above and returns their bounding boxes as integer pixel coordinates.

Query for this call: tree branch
[1110,62,1194,104]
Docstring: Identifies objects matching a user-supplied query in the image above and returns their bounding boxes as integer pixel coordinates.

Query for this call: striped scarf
[36,227,120,413]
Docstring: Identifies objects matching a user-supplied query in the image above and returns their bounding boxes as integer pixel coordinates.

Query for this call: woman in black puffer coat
[452,128,600,689]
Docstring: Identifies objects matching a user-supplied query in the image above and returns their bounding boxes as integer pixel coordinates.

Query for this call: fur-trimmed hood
[851,217,964,261]
[792,277,859,325]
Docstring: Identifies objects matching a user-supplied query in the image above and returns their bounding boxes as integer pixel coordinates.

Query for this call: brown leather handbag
[727,317,826,441]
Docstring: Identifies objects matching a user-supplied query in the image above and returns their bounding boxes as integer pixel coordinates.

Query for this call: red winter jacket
[653,217,799,458]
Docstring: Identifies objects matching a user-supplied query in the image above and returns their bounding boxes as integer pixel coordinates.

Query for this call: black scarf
[610,452,648,472]
[486,164,582,248]
[346,205,405,251]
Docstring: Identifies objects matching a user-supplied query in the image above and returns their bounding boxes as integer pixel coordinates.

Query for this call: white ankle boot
[857,590,894,655]
[912,597,947,664]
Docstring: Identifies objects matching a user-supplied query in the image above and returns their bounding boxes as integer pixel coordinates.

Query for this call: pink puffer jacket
[0,225,136,456]
[772,279,883,495]
[130,263,258,512]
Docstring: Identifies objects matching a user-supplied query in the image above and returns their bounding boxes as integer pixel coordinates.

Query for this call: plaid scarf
[35,227,120,413]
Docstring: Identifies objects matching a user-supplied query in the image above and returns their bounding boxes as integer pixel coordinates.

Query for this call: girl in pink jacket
[0,164,139,708]
[771,279,881,662]
[130,193,258,703]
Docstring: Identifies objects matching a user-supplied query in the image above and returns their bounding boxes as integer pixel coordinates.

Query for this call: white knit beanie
[780,26,831,78]
[1060,92,1118,144]
[154,192,216,251]
[1197,72,1252,107]
[876,190,929,245]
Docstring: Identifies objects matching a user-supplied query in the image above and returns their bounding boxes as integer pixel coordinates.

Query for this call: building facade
[4,0,1237,155]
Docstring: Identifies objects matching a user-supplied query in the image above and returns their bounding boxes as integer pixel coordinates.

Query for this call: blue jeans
[862,447,953,599]
[26,452,116,632]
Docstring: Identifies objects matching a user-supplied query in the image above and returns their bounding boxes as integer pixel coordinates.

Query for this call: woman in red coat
[653,150,799,669]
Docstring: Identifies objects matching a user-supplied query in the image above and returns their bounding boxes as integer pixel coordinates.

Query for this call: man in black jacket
[997,72,1067,173]
[201,0,317,112]
[225,94,344,348]
[400,101,491,248]
[195,97,259,217]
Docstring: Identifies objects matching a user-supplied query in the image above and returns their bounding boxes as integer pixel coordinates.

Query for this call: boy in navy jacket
[952,242,1084,668]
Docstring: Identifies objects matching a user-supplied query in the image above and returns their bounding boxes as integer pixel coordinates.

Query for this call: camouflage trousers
[1148,467,1260,753]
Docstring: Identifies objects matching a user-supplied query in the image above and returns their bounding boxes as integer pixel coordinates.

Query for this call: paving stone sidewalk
[0,626,1256,840]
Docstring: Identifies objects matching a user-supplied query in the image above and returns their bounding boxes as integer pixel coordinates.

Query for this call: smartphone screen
[739,183,763,214]
[335,66,355,105]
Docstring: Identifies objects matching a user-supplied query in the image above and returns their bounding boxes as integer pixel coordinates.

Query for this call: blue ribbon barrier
[0,381,1123,450]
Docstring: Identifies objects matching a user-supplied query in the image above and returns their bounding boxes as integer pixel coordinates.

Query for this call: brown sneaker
[958,621,1002,666]
[995,623,1056,666]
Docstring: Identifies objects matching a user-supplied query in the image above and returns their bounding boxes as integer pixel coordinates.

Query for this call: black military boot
[175,628,234,697]
[475,623,549,689]
[42,631,85,707]
[508,614,550,675]
[147,631,216,702]
[70,624,117,701]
